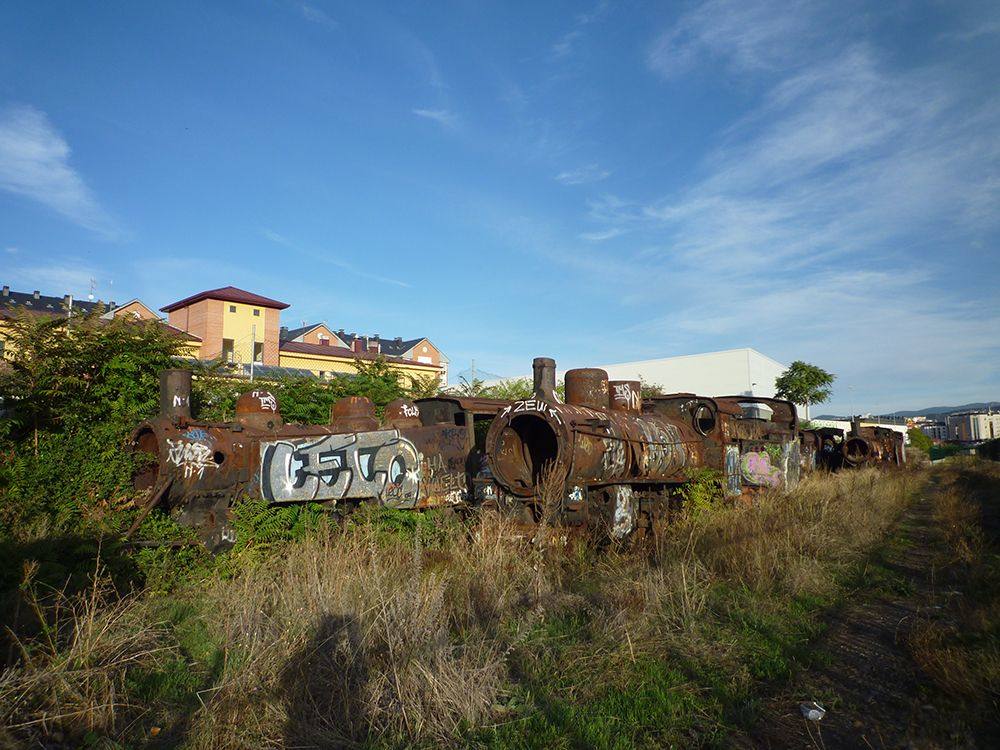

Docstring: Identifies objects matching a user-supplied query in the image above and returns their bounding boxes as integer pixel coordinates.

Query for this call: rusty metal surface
[136,360,903,550]
[133,380,500,549]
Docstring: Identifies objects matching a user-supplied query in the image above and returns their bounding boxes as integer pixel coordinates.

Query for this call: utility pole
[250,324,256,382]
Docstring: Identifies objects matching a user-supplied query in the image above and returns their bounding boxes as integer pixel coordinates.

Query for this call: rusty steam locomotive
[131,359,905,548]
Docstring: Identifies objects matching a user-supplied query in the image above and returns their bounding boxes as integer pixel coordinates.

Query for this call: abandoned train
[131,359,905,548]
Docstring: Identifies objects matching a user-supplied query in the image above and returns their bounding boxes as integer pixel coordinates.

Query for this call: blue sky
[1,0,998,414]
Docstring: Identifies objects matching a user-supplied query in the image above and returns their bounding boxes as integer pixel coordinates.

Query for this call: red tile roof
[279,340,439,368]
[160,286,290,312]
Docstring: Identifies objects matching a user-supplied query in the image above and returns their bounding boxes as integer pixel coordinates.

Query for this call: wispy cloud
[0,104,120,238]
[537,1,1000,411]
[6,260,100,296]
[412,108,459,130]
[295,2,337,29]
[579,228,623,242]
[261,228,411,288]
[647,0,835,78]
[555,163,610,186]
[551,1,609,59]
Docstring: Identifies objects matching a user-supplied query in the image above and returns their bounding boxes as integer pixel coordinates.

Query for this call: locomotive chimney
[532,357,556,401]
[608,380,641,413]
[160,369,192,420]
[851,415,862,436]
[564,368,610,410]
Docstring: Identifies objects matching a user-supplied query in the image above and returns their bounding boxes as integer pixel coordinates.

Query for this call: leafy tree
[0,310,184,534]
[483,377,533,401]
[404,372,443,399]
[639,378,664,399]
[907,427,933,453]
[774,361,835,420]
[449,376,489,398]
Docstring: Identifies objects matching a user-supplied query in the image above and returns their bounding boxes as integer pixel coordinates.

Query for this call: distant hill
[817,401,1000,421]
[886,402,1000,418]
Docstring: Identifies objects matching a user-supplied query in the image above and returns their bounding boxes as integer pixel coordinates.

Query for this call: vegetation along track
[738,460,1000,749]
[2,463,997,748]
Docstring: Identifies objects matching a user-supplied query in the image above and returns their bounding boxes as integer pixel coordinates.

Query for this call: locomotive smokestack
[533,357,556,401]
[851,415,862,436]
[160,369,192,420]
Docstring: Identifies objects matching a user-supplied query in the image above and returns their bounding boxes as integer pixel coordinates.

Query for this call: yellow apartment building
[161,286,447,381]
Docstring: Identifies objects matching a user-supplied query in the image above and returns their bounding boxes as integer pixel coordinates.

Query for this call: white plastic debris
[800,701,826,721]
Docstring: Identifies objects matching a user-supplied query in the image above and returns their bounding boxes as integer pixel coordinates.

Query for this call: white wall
[598,348,786,399]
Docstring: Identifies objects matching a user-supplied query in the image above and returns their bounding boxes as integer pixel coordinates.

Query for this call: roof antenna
[88,278,96,302]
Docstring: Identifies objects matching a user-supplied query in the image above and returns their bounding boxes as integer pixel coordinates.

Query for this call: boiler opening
[844,437,871,463]
[133,427,160,492]
[494,415,559,493]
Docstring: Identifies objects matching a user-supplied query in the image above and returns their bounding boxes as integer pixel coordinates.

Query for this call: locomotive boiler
[131,370,509,548]
[484,358,805,539]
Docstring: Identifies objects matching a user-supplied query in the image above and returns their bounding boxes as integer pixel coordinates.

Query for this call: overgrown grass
[906,461,1000,720]
[1,468,924,748]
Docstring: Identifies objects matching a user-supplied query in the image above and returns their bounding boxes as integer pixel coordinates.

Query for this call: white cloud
[5,246,17,254]
[540,3,1000,410]
[296,3,337,29]
[0,104,120,238]
[7,261,99,296]
[647,0,834,78]
[412,108,459,130]
[555,164,610,185]
[579,228,623,242]
[261,228,411,288]
[551,1,609,59]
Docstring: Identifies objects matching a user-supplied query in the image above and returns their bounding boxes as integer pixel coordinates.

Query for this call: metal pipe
[532,357,556,401]
[159,369,192,420]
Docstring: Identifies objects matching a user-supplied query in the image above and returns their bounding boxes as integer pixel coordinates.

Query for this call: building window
[253,309,260,317]
[222,338,234,363]
[229,305,236,313]
[253,342,264,362]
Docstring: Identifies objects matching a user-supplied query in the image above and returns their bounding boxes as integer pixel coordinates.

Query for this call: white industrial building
[597,348,787,400]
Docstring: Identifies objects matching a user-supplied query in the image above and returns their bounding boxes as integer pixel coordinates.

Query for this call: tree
[907,427,933,453]
[774,361,835,420]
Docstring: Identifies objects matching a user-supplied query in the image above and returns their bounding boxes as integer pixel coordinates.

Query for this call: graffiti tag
[740,451,782,488]
[260,429,421,506]
[167,439,215,479]
[251,390,278,412]
[399,403,420,418]
[612,383,640,410]
[182,428,211,441]
[172,394,189,407]
[500,400,564,425]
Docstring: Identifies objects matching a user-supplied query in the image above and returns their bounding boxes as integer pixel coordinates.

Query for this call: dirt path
[738,483,980,749]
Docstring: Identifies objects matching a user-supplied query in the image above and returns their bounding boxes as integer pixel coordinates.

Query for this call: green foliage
[190,355,420,424]
[0,310,184,537]
[347,503,456,547]
[482,377,534,401]
[679,468,726,514]
[639,377,664,398]
[774,360,836,407]
[908,427,934,453]
[229,499,327,548]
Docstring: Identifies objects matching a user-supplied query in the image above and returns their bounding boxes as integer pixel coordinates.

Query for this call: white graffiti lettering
[612,383,640,410]
[400,403,420,418]
[172,394,189,407]
[167,439,215,479]
[251,390,278,412]
[500,400,564,425]
[260,430,421,507]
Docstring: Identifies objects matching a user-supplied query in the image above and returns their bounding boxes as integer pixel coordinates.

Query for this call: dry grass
[0,562,172,746]
[1,467,926,748]
[907,461,1000,706]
